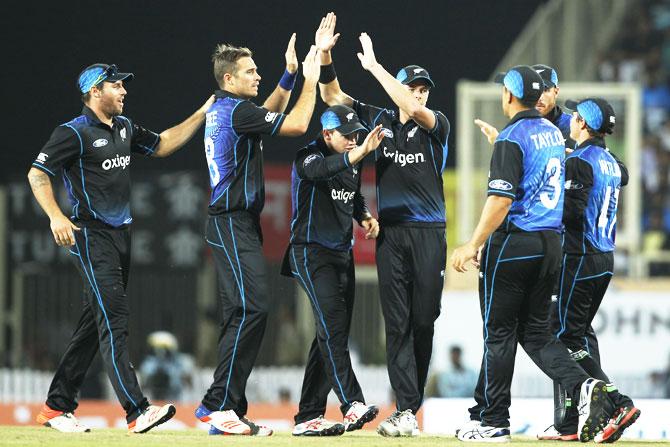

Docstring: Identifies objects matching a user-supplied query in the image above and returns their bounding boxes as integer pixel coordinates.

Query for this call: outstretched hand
[315,12,340,52]
[474,119,499,146]
[356,33,378,71]
[301,45,320,84]
[285,33,298,74]
[361,124,385,154]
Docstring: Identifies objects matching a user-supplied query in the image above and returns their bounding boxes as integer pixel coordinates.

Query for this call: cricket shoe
[195,404,250,435]
[537,425,578,441]
[36,404,90,433]
[377,409,419,437]
[455,419,481,438]
[209,416,273,436]
[594,407,641,443]
[458,424,511,443]
[577,378,609,442]
[128,404,176,433]
[292,416,345,436]
[343,401,379,431]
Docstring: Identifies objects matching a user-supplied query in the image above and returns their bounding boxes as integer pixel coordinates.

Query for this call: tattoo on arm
[28,170,50,190]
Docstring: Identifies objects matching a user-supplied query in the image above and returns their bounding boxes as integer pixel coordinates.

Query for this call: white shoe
[397,410,420,436]
[577,378,608,442]
[377,410,402,437]
[40,413,91,433]
[458,424,511,442]
[196,407,250,435]
[129,404,176,434]
[292,416,345,436]
[343,401,379,431]
[455,419,481,438]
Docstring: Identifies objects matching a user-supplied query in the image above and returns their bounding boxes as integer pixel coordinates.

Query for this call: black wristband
[319,63,337,84]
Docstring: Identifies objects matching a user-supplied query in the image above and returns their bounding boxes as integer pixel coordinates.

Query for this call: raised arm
[276,45,320,137]
[152,95,215,158]
[357,33,435,130]
[27,167,80,246]
[315,12,354,107]
[262,33,299,113]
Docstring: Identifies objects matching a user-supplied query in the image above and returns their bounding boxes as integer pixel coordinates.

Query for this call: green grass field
[0,427,666,447]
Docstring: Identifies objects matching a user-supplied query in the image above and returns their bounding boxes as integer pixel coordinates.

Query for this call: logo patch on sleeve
[303,154,320,166]
[265,112,279,123]
[488,179,513,191]
[564,180,583,190]
[36,153,49,163]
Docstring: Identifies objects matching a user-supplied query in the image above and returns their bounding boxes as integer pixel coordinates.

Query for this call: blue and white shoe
[457,424,511,443]
[195,404,250,435]
[208,416,273,436]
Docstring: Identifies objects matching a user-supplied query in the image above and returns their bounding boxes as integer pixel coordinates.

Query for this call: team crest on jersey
[304,154,320,166]
[381,128,393,138]
[120,128,127,141]
[489,179,513,191]
[352,167,358,176]
[407,126,418,140]
[93,138,108,148]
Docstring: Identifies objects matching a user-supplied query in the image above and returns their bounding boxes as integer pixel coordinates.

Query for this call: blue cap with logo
[564,97,616,134]
[532,64,559,89]
[77,63,134,94]
[396,65,435,88]
[320,105,366,135]
[494,65,543,103]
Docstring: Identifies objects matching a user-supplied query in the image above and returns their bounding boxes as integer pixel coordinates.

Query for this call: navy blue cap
[532,64,559,89]
[77,63,133,94]
[320,105,366,135]
[494,65,543,103]
[396,65,435,88]
[564,98,616,134]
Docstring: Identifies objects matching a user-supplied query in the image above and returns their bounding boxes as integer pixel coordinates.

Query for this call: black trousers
[376,224,446,413]
[47,227,148,423]
[287,244,365,424]
[468,231,590,428]
[551,251,630,433]
[202,212,269,416]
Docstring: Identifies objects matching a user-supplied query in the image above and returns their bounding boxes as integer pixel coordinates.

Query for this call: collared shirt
[204,90,287,216]
[31,106,160,227]
[545,104,575,148]
[563,137,629,254]
[352,101,449,226]
[488,109,565,233]
[289,137,369,251]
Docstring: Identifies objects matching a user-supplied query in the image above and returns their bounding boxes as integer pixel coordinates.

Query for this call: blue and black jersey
[546,104,574,149]
[288,137,369,251]
[204,90,286,216]
[487,109,565,233]
[31,106,159,227]
[352,101,449,226]
[563,137,628,254]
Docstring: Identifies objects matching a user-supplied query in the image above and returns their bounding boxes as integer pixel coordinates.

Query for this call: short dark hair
[212,44,253,88]
[81,82,104,104]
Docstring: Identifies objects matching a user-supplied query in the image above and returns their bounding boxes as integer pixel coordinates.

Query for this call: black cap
[320,105,366,135]
[564,98,616,134]
[532,64,559,89]
[395,65,435,88]
[494,65,543,103]
[77,63,134,93]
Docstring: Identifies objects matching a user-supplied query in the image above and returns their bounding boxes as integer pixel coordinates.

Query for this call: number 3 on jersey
[540,157,562,209]
[205,137,220,186]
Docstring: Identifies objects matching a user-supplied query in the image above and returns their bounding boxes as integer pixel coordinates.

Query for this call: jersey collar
[575,136,606,150]
[545,104,565,124]
[81,105,123,129]
[503,108,542,129]
[215,89,244,100]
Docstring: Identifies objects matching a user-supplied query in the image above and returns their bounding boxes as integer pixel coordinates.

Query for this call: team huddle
[26,11,639,443]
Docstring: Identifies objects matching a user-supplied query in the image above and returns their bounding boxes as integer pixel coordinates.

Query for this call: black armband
[319,63,337,84]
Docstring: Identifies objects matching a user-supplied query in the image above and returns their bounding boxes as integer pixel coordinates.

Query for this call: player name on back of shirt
[529,128,564,149]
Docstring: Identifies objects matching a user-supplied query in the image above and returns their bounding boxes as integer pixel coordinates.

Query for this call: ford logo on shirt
[489,179,513,191]
[93,138,108,148]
